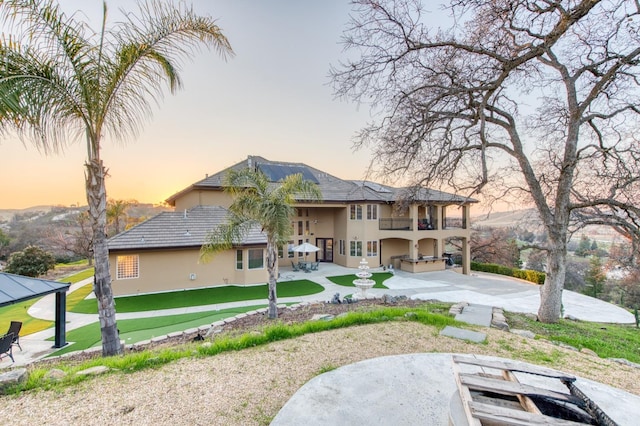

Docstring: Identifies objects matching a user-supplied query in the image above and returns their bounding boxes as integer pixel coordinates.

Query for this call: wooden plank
[473,392,524,411]
[502,370,542,415]
[452,357,482,426]
[459,374,583,405]
[470,401,589,426]
[453,355,576,382]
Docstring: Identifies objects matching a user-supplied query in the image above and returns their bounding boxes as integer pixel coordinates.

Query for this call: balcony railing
[444,217,466,229]
[379,217,413,231]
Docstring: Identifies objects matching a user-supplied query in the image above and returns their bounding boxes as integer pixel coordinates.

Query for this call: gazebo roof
[0,272,70,307]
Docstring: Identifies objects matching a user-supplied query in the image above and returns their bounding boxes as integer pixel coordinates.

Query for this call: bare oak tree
[332,0,640,322]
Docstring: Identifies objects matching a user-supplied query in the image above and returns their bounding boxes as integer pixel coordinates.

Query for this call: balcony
[379,218,413,231]
[417,218,437,230]
[444,217,466,229]
[379,218,443,231]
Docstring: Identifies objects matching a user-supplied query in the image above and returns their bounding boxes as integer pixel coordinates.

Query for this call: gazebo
[0,272,70,348]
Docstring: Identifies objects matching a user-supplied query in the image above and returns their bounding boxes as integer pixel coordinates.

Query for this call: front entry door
[315,238,333,262]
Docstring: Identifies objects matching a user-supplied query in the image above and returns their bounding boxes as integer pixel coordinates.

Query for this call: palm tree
[201,169,322,319]
[106,199,134,236]
[0,0,233,356]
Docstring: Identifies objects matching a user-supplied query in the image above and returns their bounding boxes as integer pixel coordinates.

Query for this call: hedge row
[471,262,546,285]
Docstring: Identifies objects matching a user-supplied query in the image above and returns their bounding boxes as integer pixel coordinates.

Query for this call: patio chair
[310,262,319,271]
[6,321,22,351]
[0,333,14,363]
[291,261,300,272]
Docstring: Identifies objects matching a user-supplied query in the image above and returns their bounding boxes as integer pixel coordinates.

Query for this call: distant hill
[0,205,64,222]
[473,208,541,229]
[0,203,170,223]
[473,207,622,243]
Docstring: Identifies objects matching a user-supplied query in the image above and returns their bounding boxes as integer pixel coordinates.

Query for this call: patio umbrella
[292,242,320,261]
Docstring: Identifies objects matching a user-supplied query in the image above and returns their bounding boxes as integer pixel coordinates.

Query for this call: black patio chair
[291,261,300,272]
[6,321,22,351]
[0,333,14,363]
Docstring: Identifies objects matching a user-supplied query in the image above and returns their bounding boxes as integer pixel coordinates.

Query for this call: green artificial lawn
[49,305,265,356]
[70,279,324,314]
[326,272,392,289]
[61,268,95,283]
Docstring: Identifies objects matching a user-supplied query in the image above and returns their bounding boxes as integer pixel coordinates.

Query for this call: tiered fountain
[353,258,375,299]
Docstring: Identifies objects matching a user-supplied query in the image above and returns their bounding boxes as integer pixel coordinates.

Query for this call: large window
[350,204,363,220]
[366,204,378,220]
[248,249,264,269]
[236,250,243,270]
[116,255,139,279]
[367,240,378,257]
[350,241,362,257]
[287,240,295,258]
[339,239,345,256]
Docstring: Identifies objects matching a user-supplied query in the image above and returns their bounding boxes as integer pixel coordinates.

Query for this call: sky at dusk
[0,1,448,210]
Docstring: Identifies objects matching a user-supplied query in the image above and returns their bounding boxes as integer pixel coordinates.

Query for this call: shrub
[5,245,56,277]
[471,261,545,285]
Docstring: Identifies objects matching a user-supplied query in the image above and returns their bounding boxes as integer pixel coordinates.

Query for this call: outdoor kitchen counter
[400,257,446,273]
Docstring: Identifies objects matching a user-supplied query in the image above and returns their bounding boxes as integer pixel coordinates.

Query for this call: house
[107,156,476,296]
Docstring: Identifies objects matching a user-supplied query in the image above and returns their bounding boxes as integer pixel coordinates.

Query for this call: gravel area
[3,301,640,425]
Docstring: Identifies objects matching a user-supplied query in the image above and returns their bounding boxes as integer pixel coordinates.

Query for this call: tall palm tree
[201,169,322,319]
[0,0,233,356]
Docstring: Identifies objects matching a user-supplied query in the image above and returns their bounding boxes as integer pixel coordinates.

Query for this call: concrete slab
[454,303,493,327]
[271,354,640,426]
[439,326,486,343]
[271,354,459,425]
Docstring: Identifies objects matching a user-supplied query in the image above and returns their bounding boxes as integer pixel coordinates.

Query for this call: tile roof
[107,205,266,251]
[165,156,477,205]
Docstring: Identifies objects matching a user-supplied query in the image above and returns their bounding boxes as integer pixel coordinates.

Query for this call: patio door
[315,238,333,262]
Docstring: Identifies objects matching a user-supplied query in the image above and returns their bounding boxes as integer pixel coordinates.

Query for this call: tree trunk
[538,241,567,323]
[86,159,123,356]
[266,238,279,319]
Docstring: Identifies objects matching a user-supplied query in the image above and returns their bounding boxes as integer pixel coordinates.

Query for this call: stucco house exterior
[107,156,476,296]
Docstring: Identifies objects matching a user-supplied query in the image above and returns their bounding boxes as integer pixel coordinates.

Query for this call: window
[278,245,284,259]
[248,249,264,269]
[236,250,243,270]
[305,220,310,235]
[287,240,295,258]
[367,240,378,257]
[116,255,139,279]
[339,240,345,256]
[350,204,362,220]
[366,204,378,220]
[350,241,362,257]
[298,221,303,235]
[298,239,303,257]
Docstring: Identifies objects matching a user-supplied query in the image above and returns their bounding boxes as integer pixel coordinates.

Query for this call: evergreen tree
[585,256,606,299]
[575,235,591,257]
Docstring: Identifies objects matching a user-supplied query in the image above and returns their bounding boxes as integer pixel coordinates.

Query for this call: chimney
[247,155,252,168]
[184,209,187,219]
